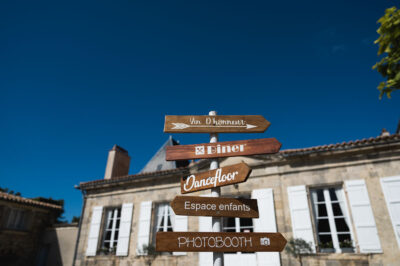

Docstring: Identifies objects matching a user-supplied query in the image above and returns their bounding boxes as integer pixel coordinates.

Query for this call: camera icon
[260,237,270,246]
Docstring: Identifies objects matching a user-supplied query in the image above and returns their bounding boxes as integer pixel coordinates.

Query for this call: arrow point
[246,124,257,129]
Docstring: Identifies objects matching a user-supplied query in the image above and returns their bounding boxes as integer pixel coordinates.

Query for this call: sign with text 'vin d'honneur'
[166,138,281,161]
[156,232,287,252]
[164,115,270,133]
[171,196,259,218]
[181,162,252,194]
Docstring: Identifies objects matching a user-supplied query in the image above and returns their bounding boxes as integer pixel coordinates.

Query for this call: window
[100,207,121,254]
[310,187,354,253]
[152,203,173,241]
[222,215,254,254]
[6,208,28,230]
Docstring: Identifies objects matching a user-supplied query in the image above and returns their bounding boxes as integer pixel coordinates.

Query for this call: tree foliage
[373,6,400,99]
[285,238,313,266]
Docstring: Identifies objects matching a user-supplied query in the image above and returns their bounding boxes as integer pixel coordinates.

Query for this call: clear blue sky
[1,0,399,221]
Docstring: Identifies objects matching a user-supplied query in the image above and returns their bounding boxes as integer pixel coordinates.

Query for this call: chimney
[104,145,130,179]
[380,128,390,137]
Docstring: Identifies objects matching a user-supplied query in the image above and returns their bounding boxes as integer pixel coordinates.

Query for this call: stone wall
[74,141,400,266]
[0,202,58,266]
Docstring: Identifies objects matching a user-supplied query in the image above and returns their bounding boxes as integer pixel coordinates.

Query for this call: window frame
[99,206,122,255]
[309,185,355,253]
[222,194,254,254]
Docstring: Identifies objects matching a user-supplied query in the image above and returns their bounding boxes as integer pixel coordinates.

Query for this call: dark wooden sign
[156,232,287,252]
[166,138,281,161]
[171,196,259,218]
[181,162,252,194]
[164,115,270,133]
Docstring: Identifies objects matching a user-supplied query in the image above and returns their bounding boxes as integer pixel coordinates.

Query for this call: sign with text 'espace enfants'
[166,138,281,161]
[171,196,259,218]
[164,115,270,133]
[181,162,252,194]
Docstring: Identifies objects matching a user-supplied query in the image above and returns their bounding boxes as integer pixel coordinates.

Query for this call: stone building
[0,192,63,266]
[74,133,400,266]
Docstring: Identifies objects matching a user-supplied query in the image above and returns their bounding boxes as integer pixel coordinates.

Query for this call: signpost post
[157,111,285,266]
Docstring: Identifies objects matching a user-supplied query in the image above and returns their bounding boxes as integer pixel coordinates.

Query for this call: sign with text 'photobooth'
[156,232,287,252]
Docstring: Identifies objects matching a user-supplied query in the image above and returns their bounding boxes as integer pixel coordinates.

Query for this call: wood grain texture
[181,162,252,194]
[164,115,270,133]
[171,196,259,218]
[166,138,281,161]
[156,232,287,252]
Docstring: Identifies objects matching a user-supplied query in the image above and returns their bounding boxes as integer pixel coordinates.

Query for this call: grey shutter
[136,201,152,255]
[287,185,316,252]
[345,180,382,253]
[380,176,400,248]
[252,188,280,265]
[116,203,133,256]
[86,206,103,256]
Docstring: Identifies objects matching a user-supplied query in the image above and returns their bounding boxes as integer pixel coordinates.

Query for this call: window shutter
[287,185,316,252]
[380,176,400,249]
[136,201,152,255]
[116,203,134,256]
[173,214,188,256]
[252,188,280,266]
[345,180,382,253]
[198,194,212,266]
[86,206,103,256]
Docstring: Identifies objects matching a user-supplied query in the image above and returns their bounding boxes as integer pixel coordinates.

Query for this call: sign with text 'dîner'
[156,232,287,252]
[181,162,251,194]
[164,115,270,133]
[171,196,259,218]
[166,138,281,161]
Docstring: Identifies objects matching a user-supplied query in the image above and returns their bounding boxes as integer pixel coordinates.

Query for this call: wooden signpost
[156,232,287,252]
[164,115,270,133]
[181,162,252,194]
[158,112,286,265]
[166,138,282,161]
[171,196,259,218]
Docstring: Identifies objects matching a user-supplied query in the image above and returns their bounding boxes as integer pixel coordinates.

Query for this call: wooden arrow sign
[171,196,259,218]
[156,232,287,252]
[181,163,252,194]
[166,138,281,161]
[164,115,270,133]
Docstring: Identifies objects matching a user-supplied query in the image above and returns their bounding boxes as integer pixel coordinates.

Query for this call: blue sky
[1,0,399,221]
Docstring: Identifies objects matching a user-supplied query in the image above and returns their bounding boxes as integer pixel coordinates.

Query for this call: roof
[0,192,63,210]
[140,136,189,173]
[77,133,400,191]
[78,167,189,190]
[280,133,400,156]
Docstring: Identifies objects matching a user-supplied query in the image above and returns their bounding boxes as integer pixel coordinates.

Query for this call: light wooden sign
[171,196,259,218]
[164,115,270,133]
[181,162,252,194]
[156,232,287,252]
[166,138,281,161]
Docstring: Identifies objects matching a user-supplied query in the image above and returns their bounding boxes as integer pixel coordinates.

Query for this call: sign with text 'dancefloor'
[171,196,259,218]
[156,232,287,252]
[166,138,281,161]
[181,162,251,194]
[164,115,270,133]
